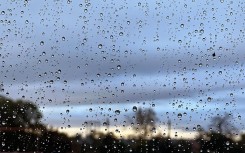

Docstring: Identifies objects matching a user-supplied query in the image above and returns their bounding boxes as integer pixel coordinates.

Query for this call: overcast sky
[0,0,244,135]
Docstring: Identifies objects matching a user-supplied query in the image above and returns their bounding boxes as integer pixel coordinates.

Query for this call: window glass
[0,0,244,152]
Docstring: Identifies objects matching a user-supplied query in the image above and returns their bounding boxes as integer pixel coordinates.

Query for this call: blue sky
[0,0,244,135]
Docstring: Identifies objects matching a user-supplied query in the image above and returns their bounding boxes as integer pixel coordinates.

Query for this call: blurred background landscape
[0,0,244,152]
[0,95,244,152]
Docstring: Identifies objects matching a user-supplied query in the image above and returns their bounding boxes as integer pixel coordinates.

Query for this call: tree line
[0,95,244,153]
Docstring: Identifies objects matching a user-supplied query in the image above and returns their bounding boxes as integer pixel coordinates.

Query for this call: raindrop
[117,65,121,70]
[226,141,230,146]
[200,29,204,34]
[132,106,137,112]
[180,24,184,28]
[177,113,182,118]
[98,44,103,49]
[115,110,120,115]
[40,41,44,46]
[66,110,69,114]
[207,97,212,102]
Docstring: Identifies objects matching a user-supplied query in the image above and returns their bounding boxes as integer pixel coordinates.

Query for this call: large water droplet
[115,110,120,115]
[177,113,182,118]
[40,41,44,46]
[98,44,103,49]
[132,106,137,112]
[226,141,230,146]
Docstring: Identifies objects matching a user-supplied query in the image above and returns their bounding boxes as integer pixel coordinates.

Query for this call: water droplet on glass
[40,41,44,46]
[117,65,121,70]
[115,110,120,115]
[177,113,182,118]
[226,141,230,145]
[98,44,103,49]
[200,29,204,34]
[207,97,212,102]
[132,106,137,112]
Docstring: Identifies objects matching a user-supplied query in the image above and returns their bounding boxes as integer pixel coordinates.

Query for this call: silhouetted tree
[0,95,73,152]
[209,113,236,135]
[128,107,157,139]
[0,95,43,129]
[205,113,237,153]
